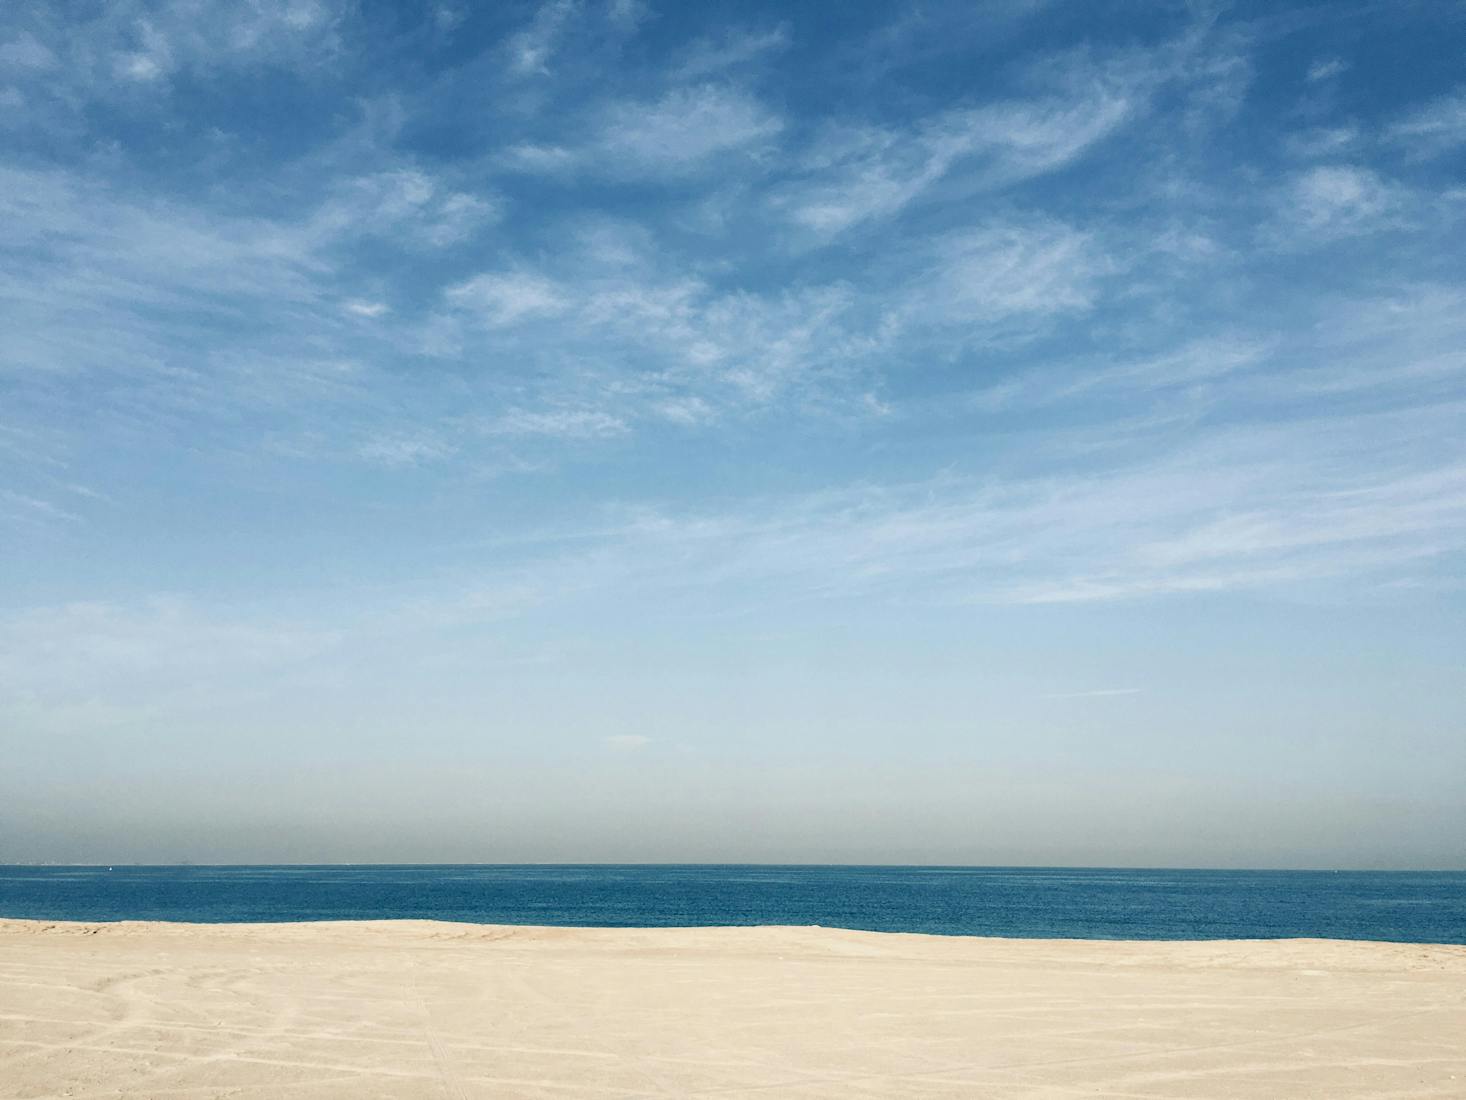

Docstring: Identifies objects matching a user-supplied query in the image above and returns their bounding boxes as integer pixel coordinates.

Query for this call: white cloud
[502,142,578,172]
[1087,337,1267,391]
[429,279,1462,611]
[482,409,629,440]
[435,248,882,415]
[1388,87,1466,159]
[596,85,783,174]
[1306,57,1347,83]
[429,217,1113,434]
[904,220,1107,336]
[317,170,498,249]
[278,1,331,32]
[447,271,570,326]
[1279,166,1404,240]
[1261,286,1466,400]
[344,300,390,317]
[506,0,579,76]
[777,67,1135,237]
[0,164,328,380]
[575,408,1466,608]
[581,280,868,399]
[507,86,785,179]
[6,0,344,112]
[117,52,165,81]
[0,159,520,488]
[114,19,173,82]
[1283,125,1359,159]
[974,335,1269,411]
[654,396,715,425]
[605,0,649,32]
[0,489,83,528]
[0,32,57,70]
[358,433,453,467]
[674,25,790,79]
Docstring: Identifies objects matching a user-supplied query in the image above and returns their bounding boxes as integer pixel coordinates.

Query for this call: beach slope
[1,919,1463,1098]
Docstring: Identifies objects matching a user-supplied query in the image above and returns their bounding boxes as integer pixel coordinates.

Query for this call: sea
[1,865,1462,943]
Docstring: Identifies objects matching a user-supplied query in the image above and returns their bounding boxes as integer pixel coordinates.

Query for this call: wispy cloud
[316,170,499,249]
[405,386,1466,614]
[3,0,343,117]
[777,89,1133,238]
[604,0,648,33]
[432,241,888,417]
[972,335,1269,411]
[0,164,328,387]
[522,84,785,178]
[428,216,1113,432]
[447,271,569,326]
[357,433,454,468]
[505,0,580,77]
[1388,87,1466,159]
[1283,125,1360,159]
[674,25,789,79]
[1275,165,1406,241]
[904,220,1107,334]
[0,489,84,528]
[481,408,629,440]
[597,85,785,171]
[768,30,1248,241]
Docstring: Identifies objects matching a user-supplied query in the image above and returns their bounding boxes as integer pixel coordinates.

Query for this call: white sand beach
[1,920,1463,1098]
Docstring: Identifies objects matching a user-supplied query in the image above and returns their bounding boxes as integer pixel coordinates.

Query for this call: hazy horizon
[3,1,1464,870]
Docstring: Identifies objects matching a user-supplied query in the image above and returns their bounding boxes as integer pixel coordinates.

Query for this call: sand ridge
[1,919,1464,1097]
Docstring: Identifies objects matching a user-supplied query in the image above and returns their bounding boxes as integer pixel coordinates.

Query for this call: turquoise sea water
[1,866,1462,943]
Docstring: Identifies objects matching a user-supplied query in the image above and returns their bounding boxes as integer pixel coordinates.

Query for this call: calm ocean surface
[1,866,1462,943]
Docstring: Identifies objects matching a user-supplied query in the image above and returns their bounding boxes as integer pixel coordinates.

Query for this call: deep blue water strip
[1,865,1463,943]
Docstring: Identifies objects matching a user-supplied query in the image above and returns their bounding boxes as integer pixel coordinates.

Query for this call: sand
[1,920,1463,1099]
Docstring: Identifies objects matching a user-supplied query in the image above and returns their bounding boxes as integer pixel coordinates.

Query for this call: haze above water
[2,1,1463,868]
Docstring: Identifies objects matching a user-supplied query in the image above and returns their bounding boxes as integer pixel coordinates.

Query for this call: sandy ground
[0,920,1463,1099]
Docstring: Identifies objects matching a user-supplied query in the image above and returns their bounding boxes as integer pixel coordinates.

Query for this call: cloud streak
[779,90,1133,237]
[1388,87,1466,159]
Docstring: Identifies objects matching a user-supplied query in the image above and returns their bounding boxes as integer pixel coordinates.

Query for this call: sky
[1,0,1464,868]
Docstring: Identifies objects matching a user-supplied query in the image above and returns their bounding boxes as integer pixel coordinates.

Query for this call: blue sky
[2,0,1464,866]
